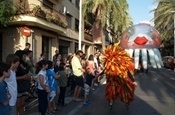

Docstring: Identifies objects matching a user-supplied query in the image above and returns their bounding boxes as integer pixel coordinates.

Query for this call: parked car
[162,56,174,69]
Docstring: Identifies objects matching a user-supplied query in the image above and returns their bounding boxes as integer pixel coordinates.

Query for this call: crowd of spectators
[0,42,104,115]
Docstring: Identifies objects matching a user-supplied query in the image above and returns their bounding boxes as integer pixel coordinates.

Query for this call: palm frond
[82,0,132,39]
[152,0,175,41]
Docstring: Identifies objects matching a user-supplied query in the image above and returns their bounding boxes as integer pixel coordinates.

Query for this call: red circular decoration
[21,27,31,37]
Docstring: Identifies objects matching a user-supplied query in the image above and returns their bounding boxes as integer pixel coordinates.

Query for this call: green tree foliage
[82,0,132,40]
[0,0,15,27]
[152,0,175,42]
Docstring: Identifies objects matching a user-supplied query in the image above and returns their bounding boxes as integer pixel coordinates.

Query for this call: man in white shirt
[5,54,20,115]
[71,50,85,101]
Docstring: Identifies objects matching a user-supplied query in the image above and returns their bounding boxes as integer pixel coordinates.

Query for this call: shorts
[74,75,84,87]
[48,91,56,102]
[84,83,90,95]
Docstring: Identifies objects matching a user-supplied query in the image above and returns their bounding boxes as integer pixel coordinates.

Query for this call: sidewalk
[25,96,74,115]
[25,76,106,115]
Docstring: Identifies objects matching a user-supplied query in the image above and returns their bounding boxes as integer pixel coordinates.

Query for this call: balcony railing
[14,3,67,28]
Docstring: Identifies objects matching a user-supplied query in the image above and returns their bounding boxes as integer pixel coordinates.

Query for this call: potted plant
[45,13,53,22]
[32,5,46,19]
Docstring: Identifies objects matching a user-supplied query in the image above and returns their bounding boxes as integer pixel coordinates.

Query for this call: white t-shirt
[4,70,17,106]
[37,70,48,90]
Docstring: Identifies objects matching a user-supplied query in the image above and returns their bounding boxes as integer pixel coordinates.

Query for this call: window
[42,36,50,60]
[75,0,79,9]
[75,19,79,31]
[66,14,72,28]
[43,0,54,9]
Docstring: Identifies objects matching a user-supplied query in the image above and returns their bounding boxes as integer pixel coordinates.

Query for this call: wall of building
[2,26,59,62]
[1,0,95,62]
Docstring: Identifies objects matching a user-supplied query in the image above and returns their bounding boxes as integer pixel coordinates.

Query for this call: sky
[128,0,158,25]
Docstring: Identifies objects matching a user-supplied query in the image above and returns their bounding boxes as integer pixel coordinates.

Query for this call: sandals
[54,108,58,111]
[47,109,57,115]
[47,108,59,114]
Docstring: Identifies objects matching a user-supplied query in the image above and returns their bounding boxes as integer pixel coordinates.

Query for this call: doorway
[42,36,50,60]
[59,39,70,61]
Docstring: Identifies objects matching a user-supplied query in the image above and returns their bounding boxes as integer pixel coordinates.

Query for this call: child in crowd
[57,62,68,106]
[5,54,20,115]
[0,62,11,115]
[36,60,50,115]
[83,68,95,106]
[46,61,58,114]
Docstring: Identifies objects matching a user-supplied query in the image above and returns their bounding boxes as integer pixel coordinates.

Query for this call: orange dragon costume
[103,23,162,108]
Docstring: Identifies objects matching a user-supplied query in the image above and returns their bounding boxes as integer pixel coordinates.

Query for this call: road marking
[65,97,73,104]
[67,102,83,115]
[170,78,175,80]
[67,82,103,115]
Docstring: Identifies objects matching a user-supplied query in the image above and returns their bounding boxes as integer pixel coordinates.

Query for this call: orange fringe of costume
[102,42,136,105]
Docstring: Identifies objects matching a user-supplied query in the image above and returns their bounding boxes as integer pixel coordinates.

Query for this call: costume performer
[102,42,136,109]
[102,23,163,109]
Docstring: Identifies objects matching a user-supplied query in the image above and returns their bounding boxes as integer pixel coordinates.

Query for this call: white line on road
[67,102,83,115]
[170,78,175,80]
[67,86,101,115]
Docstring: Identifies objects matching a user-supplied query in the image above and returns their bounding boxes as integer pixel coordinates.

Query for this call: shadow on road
[73,84,161,115]
[135,68,175,104]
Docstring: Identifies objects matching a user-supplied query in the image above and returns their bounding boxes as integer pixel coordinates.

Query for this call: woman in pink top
[86,55,95,75]
[86,55,96,90]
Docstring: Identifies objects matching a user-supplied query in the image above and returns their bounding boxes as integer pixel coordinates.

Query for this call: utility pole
[78,0,82,50]
[174,16,175,56]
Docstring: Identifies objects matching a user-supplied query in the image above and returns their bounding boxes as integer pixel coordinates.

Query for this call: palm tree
[82,0,132,47]
[152,0,175,42]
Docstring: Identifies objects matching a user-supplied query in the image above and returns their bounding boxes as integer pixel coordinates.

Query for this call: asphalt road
[25,67,175,115]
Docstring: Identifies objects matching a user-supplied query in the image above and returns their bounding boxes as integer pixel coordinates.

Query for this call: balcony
[48,0,60,5]
[84,32,93,42]
[14,3,68,28]
[84,21,93,42]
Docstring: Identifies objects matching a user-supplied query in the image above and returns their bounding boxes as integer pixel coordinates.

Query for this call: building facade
[0,0,95,62]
